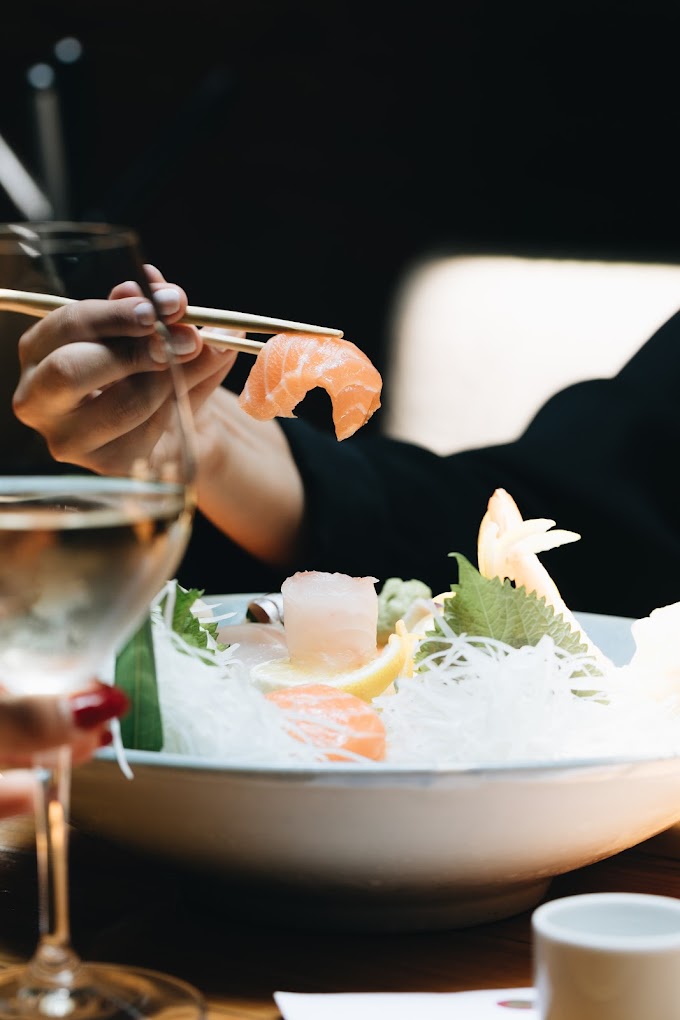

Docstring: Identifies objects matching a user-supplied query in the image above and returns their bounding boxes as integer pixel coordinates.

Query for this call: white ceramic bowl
[70,608,680,932]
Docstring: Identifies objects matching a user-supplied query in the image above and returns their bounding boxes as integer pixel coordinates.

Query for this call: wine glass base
[0,963,205,1020]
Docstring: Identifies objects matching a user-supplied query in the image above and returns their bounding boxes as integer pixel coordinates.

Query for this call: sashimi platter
[70,330,680,931]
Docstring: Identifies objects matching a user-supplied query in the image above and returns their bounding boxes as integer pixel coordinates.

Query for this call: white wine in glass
[0,222,203,1019]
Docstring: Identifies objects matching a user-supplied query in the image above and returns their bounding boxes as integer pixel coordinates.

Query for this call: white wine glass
[0,222,203,1019]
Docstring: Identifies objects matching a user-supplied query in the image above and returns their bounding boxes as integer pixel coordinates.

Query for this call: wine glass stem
[29,746,83,985]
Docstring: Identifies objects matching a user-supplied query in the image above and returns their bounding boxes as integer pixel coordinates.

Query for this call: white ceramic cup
[532,892,680,1020]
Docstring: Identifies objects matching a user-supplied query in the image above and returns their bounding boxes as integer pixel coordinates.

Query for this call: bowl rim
[93,745,680,781]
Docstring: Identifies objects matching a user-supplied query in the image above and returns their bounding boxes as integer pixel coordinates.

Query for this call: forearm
[192,387,306,567]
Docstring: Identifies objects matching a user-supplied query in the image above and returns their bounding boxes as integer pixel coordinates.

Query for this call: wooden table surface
[1,817,680,1020]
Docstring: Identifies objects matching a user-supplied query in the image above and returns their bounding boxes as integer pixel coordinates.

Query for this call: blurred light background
[1,0,679,443]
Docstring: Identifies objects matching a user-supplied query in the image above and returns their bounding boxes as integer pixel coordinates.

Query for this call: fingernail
[153,287,181,316]
[98,730,114,748]
[148,331,198,364]
[135,301,156,327]
[169,332,198,355]
[149,336,169,364]
[71,686,130,729]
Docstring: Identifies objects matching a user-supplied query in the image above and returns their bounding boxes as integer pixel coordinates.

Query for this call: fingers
[12,267,240,474]
[13,304,220,435]
[45,378,178,469]
[109,265,189,318]
[17,295,199,369]
[16,327,236,466]
[0,683,129,768]
[0,683,128,820]
[108,272,193,344]
[23,342,236,468]
[25,357,176,454]
[17,264,194,374]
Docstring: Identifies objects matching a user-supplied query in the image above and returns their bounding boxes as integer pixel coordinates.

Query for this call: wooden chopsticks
[0,288,344,355]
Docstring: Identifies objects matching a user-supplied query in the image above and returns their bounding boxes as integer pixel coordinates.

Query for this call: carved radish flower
[477,488,604,661]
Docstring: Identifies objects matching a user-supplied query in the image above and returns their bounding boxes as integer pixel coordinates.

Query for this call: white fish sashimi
[217,622,289,671]
[281,570,379,671]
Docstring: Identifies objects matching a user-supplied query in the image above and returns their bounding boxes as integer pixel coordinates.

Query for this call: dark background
[2,0,680,428]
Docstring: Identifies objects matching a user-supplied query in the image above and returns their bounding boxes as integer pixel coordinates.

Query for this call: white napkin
[274,987,537,1019]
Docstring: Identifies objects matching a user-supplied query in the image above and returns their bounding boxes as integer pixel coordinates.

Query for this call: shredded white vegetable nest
[147,594,680,767]
[377,633,680,764]
[152,595,372,764]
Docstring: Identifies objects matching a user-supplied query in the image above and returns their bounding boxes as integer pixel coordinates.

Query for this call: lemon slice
[250,626,413,702]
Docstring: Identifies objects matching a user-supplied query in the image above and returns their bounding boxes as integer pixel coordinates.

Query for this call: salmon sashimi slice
[265,683,387,761]
[238,332,382,440]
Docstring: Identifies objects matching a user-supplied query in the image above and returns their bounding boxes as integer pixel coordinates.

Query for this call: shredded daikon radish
[376,630,680,765]
[148,590,680,767]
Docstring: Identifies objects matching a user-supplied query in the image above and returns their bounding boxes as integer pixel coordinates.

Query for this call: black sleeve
[278,309,680,620]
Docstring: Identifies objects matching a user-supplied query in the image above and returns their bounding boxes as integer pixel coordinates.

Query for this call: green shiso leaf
[114,582,228,752]
[160,583,226,659]
[114,615,163,751]
[416,552,591,664]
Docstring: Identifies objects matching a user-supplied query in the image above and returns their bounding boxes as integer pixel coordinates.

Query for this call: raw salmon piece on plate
[238,332,382,440]
[266,683,387,761]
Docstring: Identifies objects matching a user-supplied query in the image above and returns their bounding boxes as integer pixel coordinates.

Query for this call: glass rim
[0,220,140,254]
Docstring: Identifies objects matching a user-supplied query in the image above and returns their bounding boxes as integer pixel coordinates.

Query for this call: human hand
[0,682,129,819]
[12,265,237,477]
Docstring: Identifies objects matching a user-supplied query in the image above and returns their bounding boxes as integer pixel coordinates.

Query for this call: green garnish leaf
[417,552,591,663]
[160,583,226,658]
[115,615,163,751]
[114,582,229,751]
